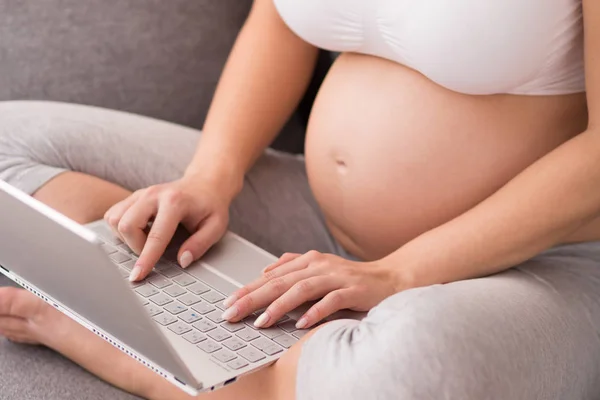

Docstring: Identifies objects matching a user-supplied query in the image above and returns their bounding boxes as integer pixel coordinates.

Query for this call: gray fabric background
[0,0,250,127]
[0,0,311,153]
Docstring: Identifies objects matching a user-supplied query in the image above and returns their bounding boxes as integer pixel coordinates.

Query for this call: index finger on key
[130,205,181,281]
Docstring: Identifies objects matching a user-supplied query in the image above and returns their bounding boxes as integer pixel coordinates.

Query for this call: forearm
[386,129,600,290]
[185,0,318,200]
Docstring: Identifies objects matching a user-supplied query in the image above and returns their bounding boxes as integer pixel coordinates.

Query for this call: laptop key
[193,320,217,333]
[215,300,227,311]
[137,294,149,306]
[236,328,260,342]
[292,329,310,339]
[145,304,163,317]
[187,282,211,295]
[135,285,160,298]
[148,275,172,289]
[178,293,201,306]
[127,279,144,289]
[222,322,246,333]
[273,333,298,349]
[206,310,225,324]
[197,340,222,354]
[212,350,237,363]
[168,321,192,335]
[121,260,136,271]
[179,310,202,324]
[153,313,177,326]
[223,337,246,351]
[258,326,285,339]
[160,267,183,278]
[164,303,188,315]
[117,242,136,255]
[172,274,196,287]
[150,293,173,306]
[118,267,130,278]
[227,358,249,370]
[277,320,298,333]
[101,244,118,254]
[164,285,187,298]
[262,343,284,356]
[109,252,131,264]
[237,347,266,363]
[250,337,273,351]
[207,328,232,342]
[183,331,207,344]
[154,261,173,272]
[243,317,259,330]
[191,302,216,315]
[201,290,225,304]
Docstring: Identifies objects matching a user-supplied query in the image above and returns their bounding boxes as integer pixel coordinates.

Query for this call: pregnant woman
[1,0,600,398]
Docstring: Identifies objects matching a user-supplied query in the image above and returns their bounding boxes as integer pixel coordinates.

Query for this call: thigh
[0,101,344,257]
[296,242,600,400]
[0,101,200,192]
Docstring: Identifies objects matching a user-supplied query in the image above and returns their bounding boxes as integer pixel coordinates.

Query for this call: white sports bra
[273,0,585,95]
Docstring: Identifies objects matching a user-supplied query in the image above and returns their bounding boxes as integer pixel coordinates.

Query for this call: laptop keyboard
[95,227,310,371]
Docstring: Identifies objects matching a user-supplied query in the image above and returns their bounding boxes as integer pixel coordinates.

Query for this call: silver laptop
[0,180,362,395]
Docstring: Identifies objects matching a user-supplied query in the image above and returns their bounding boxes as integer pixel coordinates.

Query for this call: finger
[0,316,27,332]
[296,288,353,329]
[5,336,39,345]
[118,197,158,255]
[262,253,301,274]
[222,268,317,323]
[104,192,141,240]
[177,215,225,268]
[0,327,39,345]
[0,288,41,318]
[131,204,182,281]
[223,251,316,308]
[257,276,340,328]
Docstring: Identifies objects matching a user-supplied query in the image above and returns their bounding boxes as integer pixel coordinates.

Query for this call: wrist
[377,253,418,293]
[183,162,244,203]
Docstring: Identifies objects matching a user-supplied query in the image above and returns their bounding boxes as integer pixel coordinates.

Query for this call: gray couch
[0,1,330,398]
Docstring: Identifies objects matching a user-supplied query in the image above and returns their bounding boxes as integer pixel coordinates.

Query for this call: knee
[298,286,504,400]
[0,102,76,193]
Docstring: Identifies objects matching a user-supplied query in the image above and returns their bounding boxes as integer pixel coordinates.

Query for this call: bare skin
[4,0,600,399]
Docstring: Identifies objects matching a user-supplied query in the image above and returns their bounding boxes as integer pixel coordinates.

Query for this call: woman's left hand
[221,250,399,329]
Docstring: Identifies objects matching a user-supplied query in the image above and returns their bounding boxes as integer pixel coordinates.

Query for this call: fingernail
[223,295,237,308]
[129,265,143,282]
[262,263,274,274]
[179,251,193,268]
[296,317,308,329]
[254,312,270,328]
[221,306,239,320]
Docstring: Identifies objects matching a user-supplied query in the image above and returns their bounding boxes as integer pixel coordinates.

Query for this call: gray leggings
[1,101,600,400]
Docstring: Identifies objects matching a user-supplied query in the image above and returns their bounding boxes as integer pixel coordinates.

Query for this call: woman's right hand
[104,175,233,281]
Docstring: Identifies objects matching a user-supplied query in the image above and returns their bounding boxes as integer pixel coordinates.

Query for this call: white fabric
[274,0,585,95]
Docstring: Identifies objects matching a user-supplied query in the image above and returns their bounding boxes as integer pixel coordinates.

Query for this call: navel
[335,158,348,174]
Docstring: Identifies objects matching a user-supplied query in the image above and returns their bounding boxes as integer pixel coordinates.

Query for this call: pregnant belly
[305,53,587,261]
